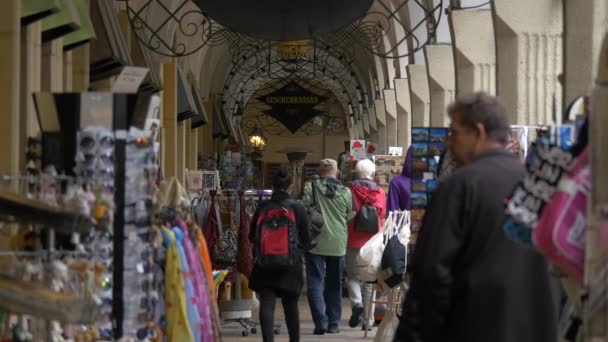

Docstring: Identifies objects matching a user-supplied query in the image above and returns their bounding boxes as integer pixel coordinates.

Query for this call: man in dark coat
[394,92,558,342]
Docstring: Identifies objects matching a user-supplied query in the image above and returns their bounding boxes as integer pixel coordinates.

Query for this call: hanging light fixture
[249,126,267,151]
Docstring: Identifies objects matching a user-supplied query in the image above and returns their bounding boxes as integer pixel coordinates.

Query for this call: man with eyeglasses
[393,93,559,342]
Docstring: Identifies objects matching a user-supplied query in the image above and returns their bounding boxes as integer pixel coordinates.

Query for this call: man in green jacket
[301,158,354,335]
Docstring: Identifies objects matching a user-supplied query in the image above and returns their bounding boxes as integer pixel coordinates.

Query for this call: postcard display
[410,127,448,245]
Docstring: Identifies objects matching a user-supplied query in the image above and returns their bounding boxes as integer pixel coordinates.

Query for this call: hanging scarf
[236,190,253,278]
[177,218,215,342]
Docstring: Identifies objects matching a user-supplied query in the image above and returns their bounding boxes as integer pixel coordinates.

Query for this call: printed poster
[350,140,367,161]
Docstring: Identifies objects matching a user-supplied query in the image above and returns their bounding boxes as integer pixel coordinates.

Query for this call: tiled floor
[221,298,377,341]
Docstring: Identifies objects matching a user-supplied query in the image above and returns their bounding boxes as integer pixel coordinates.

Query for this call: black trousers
[258,289,300,342]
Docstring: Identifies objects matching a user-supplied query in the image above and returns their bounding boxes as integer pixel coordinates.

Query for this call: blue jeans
[306,254,345,330]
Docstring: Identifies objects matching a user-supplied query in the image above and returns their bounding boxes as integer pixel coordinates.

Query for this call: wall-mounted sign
[258,82,328,134]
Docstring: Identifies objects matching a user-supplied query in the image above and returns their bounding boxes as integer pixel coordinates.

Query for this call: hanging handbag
[236,190,253,278]
[306,182,324,247]
[203,191,220,259]
[534,146,589,282]
[213,192,238,266]
[503,128,575,246]
[213,228,238,266]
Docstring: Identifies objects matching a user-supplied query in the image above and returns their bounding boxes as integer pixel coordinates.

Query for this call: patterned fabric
[172,227,202,342]
[162,227,194,342]
[178,218,215,342]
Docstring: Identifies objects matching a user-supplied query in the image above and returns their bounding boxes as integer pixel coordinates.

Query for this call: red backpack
[254,201,299,271]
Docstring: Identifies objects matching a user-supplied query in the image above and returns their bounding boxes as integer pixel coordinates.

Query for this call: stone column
[190,127,199,170]
[375,99,388,154]
[449,9,496,95]
[177,119,187,184]
[425,44,455,127]
[41,39,64,92]
[286,151,307,196]
[161,59,178,179]
[563,0,608,106]
[407,65,431,127]
[394,78,411,147]
[492,0,563,125]
[0,0,21,176]
[384,88,398,148]
[20,22,42,170]
[63,51,73,91]
[362,112,371,138]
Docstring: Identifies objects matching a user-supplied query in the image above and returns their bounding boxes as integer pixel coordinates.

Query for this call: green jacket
[301,177,354,256]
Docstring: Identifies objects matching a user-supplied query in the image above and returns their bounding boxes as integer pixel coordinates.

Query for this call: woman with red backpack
[248,166,311,342]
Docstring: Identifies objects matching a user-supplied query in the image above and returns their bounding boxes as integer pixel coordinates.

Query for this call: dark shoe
[313,328,326,335]
[327,327,340,334]
[349,304,364,328]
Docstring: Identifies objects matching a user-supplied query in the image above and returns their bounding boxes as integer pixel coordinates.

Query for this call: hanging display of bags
[534,146,590,282]
[380,212,410,289]
[355,211,410,283]
[503,127,575,246]
[236,190,253,278]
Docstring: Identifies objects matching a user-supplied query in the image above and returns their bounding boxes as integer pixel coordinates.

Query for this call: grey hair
[355,159,376,179]
[447,92,511,144]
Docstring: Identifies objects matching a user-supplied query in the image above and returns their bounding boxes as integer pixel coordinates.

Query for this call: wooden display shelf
[0,275,99,323]
[0,190,92,234]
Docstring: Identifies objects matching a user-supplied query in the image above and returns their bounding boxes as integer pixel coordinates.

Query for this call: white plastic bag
[354,230,386,282]
[355,212,401,282]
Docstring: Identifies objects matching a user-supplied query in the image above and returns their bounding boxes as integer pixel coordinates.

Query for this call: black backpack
[355,200,379,233]
[254,201,299,271]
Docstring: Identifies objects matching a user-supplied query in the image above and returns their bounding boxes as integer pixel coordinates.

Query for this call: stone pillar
[190,127,199,170]
[362,112,371,138]
[63,51,73,91]
[161,59,178,179]
[383,89,398,148]
[0,0,21,176]
[41,39,64,92]
[286,151,307,195]
[375,99,387,154]
[177,119,187,184]
[425,44,455,127]
[394,78,411,147]
[407,65,431,127]
[563,0,608,106]
[20,22,42,170]
[492,0,563,125]
[449,9,496,95]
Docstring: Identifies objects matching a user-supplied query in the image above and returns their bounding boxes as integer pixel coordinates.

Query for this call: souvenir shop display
[503,125,576,246]
[354,211,410,284]
[191,188,275,337]
[219,144,254,190]
[373,155,405,194]
[409,127,448,246]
